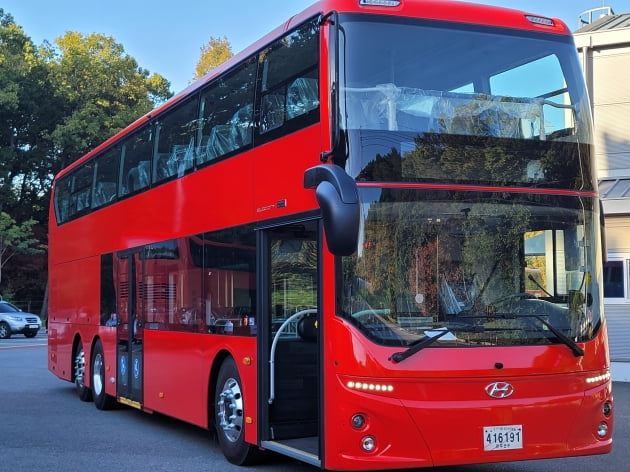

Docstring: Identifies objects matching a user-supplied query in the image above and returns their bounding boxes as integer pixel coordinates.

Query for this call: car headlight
[9,316,24,322]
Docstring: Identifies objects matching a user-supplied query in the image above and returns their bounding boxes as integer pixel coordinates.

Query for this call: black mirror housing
[304,165,359,256]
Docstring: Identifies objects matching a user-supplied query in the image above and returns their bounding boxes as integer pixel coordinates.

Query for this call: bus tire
[74,339,92,402]
[91,339,116,410]
[214,356,261,465]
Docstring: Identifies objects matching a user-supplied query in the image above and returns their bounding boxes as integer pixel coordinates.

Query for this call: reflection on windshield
[337,15,595,189]
[340,190,602,349]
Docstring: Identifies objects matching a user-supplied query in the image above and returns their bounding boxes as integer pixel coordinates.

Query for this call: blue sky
[1,0,624,94]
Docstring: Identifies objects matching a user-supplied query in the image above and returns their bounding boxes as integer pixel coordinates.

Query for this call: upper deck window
[258,18,320,137]
[154,97,198,183]
[52,16,322,226]
[197,58,257,164]
[338,15,594,190]
[120,127,154,196]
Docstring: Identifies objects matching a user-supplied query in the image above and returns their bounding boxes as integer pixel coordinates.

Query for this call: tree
[0,9,57,222]
[45,32,173,169]
[1,12,174,305]
[194,36,233,80]
[0,212,44,289]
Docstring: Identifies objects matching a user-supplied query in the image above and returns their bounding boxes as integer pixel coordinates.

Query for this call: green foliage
[0,211,45,287]
[0,8,174,303]
[194,36,233,80]
[46,31,172,168]
[0,9,56,220]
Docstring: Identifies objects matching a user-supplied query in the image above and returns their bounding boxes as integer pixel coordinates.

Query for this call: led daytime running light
[347,381,394,392]
[586,372,611,384]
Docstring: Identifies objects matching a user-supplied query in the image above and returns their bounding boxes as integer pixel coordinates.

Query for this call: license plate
[483,425,523,451]
[28,324,39,329]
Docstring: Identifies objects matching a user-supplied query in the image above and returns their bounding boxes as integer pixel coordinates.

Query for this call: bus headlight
[597,422,609,438]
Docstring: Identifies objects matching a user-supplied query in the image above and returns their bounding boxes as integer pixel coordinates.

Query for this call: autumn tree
[45,32,172,169]
[193,36,233,80]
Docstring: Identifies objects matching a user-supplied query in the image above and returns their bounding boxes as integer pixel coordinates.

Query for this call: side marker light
[359,0,401,6]
[525,15,555,27]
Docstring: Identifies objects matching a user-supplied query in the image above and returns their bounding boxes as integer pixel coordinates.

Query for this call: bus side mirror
[304,165,359,256]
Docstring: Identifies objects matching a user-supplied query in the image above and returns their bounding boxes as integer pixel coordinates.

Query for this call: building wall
[591,46,630,177]
[604,217,630,362]
[576,23,630,364]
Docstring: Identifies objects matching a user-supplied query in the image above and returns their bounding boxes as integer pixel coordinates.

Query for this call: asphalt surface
[0,332,626,472]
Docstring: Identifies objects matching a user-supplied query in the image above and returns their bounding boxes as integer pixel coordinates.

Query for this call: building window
[603,259,628,300]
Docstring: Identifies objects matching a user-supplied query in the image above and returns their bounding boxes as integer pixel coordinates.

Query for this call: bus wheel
[74,340,92,402]
[214,357,261,465]
[91,339,115,410]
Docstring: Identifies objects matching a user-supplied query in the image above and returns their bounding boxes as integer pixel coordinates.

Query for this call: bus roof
[55,0,569,180]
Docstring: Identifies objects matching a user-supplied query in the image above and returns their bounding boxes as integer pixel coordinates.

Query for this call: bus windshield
[337,15,594,189]
[340,190,602,350]
[337,15,600,351]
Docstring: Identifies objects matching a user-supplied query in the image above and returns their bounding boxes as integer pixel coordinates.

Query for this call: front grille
[25,317,39,323]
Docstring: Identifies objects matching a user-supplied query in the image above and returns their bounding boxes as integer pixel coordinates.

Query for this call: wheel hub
[74,349,86,387]
[217,377,244,442]
[92,353,104,396]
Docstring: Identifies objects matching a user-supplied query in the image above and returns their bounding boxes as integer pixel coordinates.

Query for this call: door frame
[256,218,323,466]
[115,246,145,407]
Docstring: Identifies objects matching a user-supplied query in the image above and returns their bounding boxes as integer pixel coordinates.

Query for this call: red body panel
[322,316,612,469]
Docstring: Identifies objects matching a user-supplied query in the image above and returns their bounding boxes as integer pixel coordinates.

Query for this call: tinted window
[55,162,95,223]
[120,127,154,196]
[100,253,116,325]
[54,176,73,224]
[604,261,624,298]
[92,146,120,209]
[339,16,595,192]
[259,19,319,136]
[197,58,257,164]
[154,97,199,183]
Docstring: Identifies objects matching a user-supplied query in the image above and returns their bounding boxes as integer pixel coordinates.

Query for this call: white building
[575,10,630,381]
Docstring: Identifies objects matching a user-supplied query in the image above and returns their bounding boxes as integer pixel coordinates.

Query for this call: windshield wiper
[389,328,451,363]
[517,314,584,357]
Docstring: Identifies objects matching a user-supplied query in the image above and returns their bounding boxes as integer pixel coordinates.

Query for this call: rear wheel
[214,356,261,465]
[74,340,92,402]
[91,339,116,410]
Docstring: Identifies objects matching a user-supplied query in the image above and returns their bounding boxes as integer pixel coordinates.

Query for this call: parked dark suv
[0,300,42,339]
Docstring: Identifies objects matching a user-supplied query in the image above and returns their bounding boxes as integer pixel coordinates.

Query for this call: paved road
[1,333,626,472]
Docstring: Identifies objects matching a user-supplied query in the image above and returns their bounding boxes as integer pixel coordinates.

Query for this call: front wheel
[214,356,261,465]
[91,339,116,410]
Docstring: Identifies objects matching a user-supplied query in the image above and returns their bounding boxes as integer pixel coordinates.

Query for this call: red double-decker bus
[48,0,613,469]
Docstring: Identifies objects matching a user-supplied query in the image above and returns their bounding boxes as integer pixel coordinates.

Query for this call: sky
[1,0,626,94]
